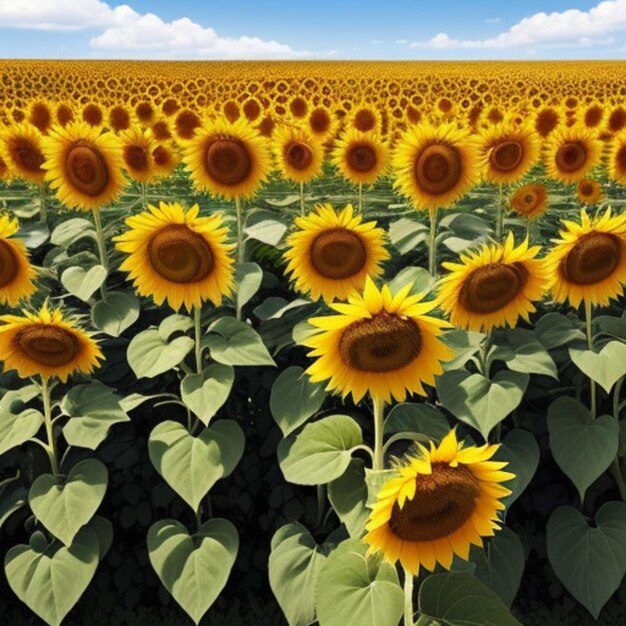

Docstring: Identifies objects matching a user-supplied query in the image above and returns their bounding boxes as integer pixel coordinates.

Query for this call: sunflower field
[1,60,626,626]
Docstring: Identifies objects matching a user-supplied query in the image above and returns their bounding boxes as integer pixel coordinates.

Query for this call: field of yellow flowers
[1,60,626,626]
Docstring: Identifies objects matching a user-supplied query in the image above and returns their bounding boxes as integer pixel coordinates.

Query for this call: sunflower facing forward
[114,202,235,312]
[331,128,388,186]
[438,234,552,332]
[0,122,46,184]
[546,209,626,308]
[544,126,602,184]
[119,125,158,183]
[272,124,324,184]
[284,204,389,302]
[303,277,453,403]
[0,303,103,382]
[509,184,548,220]
[42,121,125,210]
[0,215,37,307]
[364,429,513,575]
[576,179,603,205]
[608,132,626,184]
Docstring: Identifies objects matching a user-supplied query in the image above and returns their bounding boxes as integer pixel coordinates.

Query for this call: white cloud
[0,0,114,30]
[409,0,626,50]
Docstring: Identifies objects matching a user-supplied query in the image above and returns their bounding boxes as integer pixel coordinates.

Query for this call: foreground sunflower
[183,116,272,200]
[546,209,626,308]
[284,204,389,302]
[272,124,324,184]
[41,121,125,210]
[608,132,626,184]
[331,129,388,185]
[0,303,103,382]
[576,179,603,205]
[0,122,46,184]
[509,184,549,220]
[392,121,480,211]
[303,277,453,403]
[114,202,235,312]
[438,234,551,332]
[364,429,513,575]
[0,215,37,306]
[544,126,602,183]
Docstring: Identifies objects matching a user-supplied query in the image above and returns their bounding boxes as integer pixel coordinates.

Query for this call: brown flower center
[29,103,51,133]
[555,141,587,174]
[585,106,603,128]
[152,146,171,167]
[124,144,149,172]
[489,140,523,172]
[109,106,130,131]
[339,312,422,373]
[346,142,377,173]
[310,228,366,279]
[535,109,559,137]
[578,182,594,197]
[65,142,109,197]
[616,146,626,174]
[289,97,308,118]
[0,240,18,288]
[10,138,45,174]
[388,463,480,542]
[148,224,214,283]
[175,110,201,140]
[16,324,79,367]
[285,141,313,171]
[414,143,462,195]
[354,109,376,132]
[459,263,527,314]
[562,232,620,285]
[57,104,74,127]
[205,138,251,186]
[310,109,331,134]
[83,104,103,127]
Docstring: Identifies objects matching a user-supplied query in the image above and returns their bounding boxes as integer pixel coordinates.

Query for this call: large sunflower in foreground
[608,132,626,184]
[392,121,480,211]
[272,124,324,184]
[0,303,103,382]
[0,215,37,306]
[544,126,602,184]
[509,184,548,220]
[303,277,453,403]
[41,122,125,211]
[364,429,513,575]
[114,202,235,312]
[331,129,388,185]
[284,203,389,302]
[438,234,552,332]
[0,122,46,184]
[546,209,626,308]
[183,116,272,199]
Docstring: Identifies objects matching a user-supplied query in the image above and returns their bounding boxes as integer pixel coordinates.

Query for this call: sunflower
[438,233,551,332]
[284,204,389,302]
[346,103,381,133]
[546,209,626,308]
[608,133,626,184]
[0,154,13,182]
[135,100,155,125]
[392,121,481,211]
[534,106,561,138]
[41,121,125,211]
[331,129,388,186]
[303,277,453,403]
[583,102,604,130]
[81,103,104,128]
[151,118,173,142]
[119,125,158,183]
[509,184,548,220]
[288,96,309,120]
[272,124,324,184]
[364,429,513,575]
[27,101,53,134]
[114,202,235,312]
[173,109,202,142]
[108,105,131,132]
[152,142,180,178]
[479,119,540,184]
[307,107,337,141]
[0,215,37,307]
[0,122,46,184]
[576,179,603,205]
[544,126,602,184]
[432,97,458,122]
[183,116,272,200]
[0,303,103,382]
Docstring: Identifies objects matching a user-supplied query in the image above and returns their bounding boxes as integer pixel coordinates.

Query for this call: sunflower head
[0,214,37,307]
[272,123,324,184]
[534,106,561,138]
[55,102,75,128]
[27,100,53,134]
[135,100,155,125]
[0,303,103,382]
[82,103,104,128]
[438,233,552,333]
[331,128,388,186]
[607,106,626,134]
[284,203,389,303]
[364,429,514,575]
[544,125,602,184]
[303,277,453,403]
[288,96,309,120]
[583,102,604,129]
[576,179,603,205]
[108,104,132,132]
[174,109,202,141]
[114,202,235,312]
[608,132,626,184]
[307,107,337,141]
[509,184,548,220]
[347,103,381,133]
[119,125,158,183]
[151,142,180,178]
[0,154,13,182]
[546,209,626,308]
[0,122,46,184]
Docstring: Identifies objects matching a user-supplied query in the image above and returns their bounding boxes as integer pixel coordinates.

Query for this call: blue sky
[0,0,625,59]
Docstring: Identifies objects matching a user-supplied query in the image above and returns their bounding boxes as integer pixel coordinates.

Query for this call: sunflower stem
[41,377,60,477]
[526,216,531,242]
[358,182,363,213]
[299,181,305,216]
[495,183,504,243]
[316,485,326,529]
[427,208,438,277]
[585,300,596,418]
[372,395,385,471]
[38,182,47,223]
[140,181,147,207]
[194,305,203,374]
[403,568,415,626]
[235,196,245,264]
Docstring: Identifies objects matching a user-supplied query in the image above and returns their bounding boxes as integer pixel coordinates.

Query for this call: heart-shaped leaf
[235,262,263,314]
[328,458,369,538]
[61,265,107,302]
[0,407,43,455]
[569,341,626,393]
[384,402,450,440]
[147,518,238,625]
[91,291,139,337]
[127,327,194,378]
[205,317,275,366]
[534,312,584,349]
[148,420,244,511]
[547,502,626,619]
[5,526,100,626]
[548,396,619,500]
[437,370,529,440]
[181,363,235,425]
[50,218,95,248]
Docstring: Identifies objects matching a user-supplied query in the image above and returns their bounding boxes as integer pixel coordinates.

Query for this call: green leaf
[28,459,108,546]
[61,381,130,450]
[61,265,107,302]
[437,370,529,440]
[180,364,234,425]
[269,522,331,626]
[387,218,428,254]
[496,335,558,379]
[148,420,244,511]
[15,222,49,248]
[254,296,310,320]
[387,266,435,296]
[547,397,618,500]
[418,573,522,626]
[547,503,626,619]
[147,518,238,625]
[127,327,194,378]
[328,459,368,538]
[534,312,584,349]
[0,406,43,455]
[315,539,403,626]
[278,415,363,485]
[91,291,139,337]
[245,210,288,246]
[439,330,484,371]
[50,218,95,248]
[5,526,101,626]
[0,486,27,531]
[159,313,194,342]
[205,317,275,366]
[235,262,263,314]
[384,403,450,440]
[569,341,626,393]
[270,366,327,437]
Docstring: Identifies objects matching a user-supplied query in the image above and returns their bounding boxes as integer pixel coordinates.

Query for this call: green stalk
[299,181,305,216]
[41,377,59,476]
[194,305,203,374]
[92,208,108,298]
[428,208,438,277]
[584,300,596,418]
[38,182,47,223]
[235,196,245,264]
[358,182,363,213]
[495,183,504,243]
[140,181,147,207]
[403,568,415,626]
[372,395,385,471]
